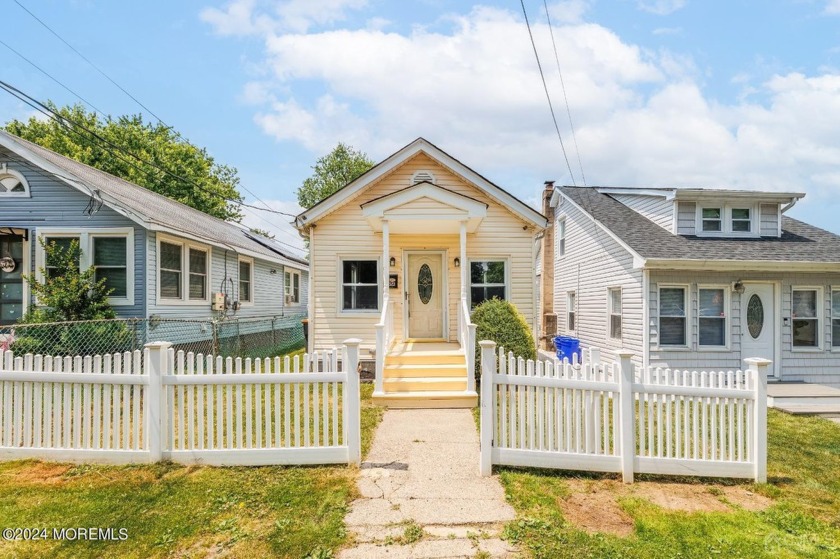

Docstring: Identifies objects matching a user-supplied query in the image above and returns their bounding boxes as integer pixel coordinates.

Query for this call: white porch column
[382,220,390,301]
[459,221,467,298]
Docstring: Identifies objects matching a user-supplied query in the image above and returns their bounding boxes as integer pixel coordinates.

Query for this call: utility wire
[542,0,586,186]
[519,0,576,186]
[13,0,282,218]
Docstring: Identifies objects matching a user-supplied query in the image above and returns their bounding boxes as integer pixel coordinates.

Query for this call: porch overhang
[361,182,487,234]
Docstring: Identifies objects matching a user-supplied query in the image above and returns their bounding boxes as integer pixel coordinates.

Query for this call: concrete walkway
[339,409,519,559]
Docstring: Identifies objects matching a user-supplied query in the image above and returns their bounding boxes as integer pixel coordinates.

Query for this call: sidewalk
[339,409,519,559]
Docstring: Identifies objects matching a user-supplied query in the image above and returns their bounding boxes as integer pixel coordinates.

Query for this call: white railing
[374,296,394,395]
[0,340,362,466]
[458,297,477,393]
[479,342,768,483]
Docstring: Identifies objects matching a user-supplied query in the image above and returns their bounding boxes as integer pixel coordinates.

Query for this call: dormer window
[0,164,30,197]
[696,203,757,237]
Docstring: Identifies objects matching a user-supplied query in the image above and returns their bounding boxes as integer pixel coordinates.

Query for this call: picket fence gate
[478,341,769,482]
[0,339,362,466]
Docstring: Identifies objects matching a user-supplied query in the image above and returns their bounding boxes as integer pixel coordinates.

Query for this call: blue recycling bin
[553,336,582,363]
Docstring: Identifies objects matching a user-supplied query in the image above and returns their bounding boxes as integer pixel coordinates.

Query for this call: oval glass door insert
[418,263,433,304]
[747,294,764,339]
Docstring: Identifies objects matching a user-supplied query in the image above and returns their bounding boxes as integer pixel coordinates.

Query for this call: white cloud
[637,0,687,16]
[825,0,840,15]
[204,2,840,229]
[200,0,368,35]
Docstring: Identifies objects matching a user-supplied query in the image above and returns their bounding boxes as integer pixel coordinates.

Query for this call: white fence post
[479,340,497,477]
[145,341,171,463]
[745,357,770,483]
[617,350,635,483]
[467,323,477,393]
[344,338,362,466]
[587,347,600,367]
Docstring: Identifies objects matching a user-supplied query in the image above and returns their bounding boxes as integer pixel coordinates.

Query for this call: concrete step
[769,396,840,408]
[769,402,840,416]
[383,377,468,392]
[372,390,478,409]
[384,363,468,378]
[385,352,465,366]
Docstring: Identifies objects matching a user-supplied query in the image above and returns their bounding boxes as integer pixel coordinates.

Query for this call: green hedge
[472,298,535,378]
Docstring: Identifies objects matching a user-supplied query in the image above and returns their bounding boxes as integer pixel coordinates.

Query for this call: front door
[0,234,25,326]
[407,253,444,339]
[741,283,776,377]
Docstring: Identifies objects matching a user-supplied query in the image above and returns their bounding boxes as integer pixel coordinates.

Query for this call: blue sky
[3,0,840,256]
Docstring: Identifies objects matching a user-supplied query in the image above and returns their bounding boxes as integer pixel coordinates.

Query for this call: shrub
[472,298,535,378]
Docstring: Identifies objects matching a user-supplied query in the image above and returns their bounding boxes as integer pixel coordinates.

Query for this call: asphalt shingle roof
[1,131,307,267]
[560,186,840,263]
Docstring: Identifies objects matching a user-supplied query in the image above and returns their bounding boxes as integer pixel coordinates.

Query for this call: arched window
[0,164,30,197]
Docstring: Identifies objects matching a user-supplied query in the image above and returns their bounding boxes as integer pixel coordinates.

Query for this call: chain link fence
[0,313,307,358]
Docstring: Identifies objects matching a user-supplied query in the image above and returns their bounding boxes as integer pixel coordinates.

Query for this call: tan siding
[310,152,537,354]
[760,203,780,237]
[553,198,645,366]
[677,201,696,235]
[611,194,674,232]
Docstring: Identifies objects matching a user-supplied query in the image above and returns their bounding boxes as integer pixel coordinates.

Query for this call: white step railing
[458,297,477,393]
[374,296,394,395]
[479,342,769,483]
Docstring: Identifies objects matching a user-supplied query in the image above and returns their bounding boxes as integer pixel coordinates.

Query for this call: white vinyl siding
[677,201,696,235]
[792,287,822,349]
[610,194,674,232]
[309,152,537,352]
[760,203,780,237]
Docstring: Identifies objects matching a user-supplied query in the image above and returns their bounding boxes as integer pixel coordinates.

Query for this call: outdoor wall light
[454,257,460,268]
[733,280,745,294]
[389,257,396,267]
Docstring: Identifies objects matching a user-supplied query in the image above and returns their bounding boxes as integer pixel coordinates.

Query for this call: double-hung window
[731,208,751,232]
[701,208,722,232]
[698,287,727,347]
[608,287,621,340]
[469,260,506,308]
[832,289,840,349]
[557,218,566,257]
[157,236,210,304]
[38,228,134,305]
[567,291,576,331]
[792,288,821,348]
[659,286,687,346]
[342,259,378,311]
[285,270,301,305]
[238,258,253,304]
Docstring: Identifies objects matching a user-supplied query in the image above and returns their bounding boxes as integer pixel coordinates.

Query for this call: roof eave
[644,258,840,272]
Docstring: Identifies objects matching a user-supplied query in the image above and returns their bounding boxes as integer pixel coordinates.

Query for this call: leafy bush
[472,298,536,378]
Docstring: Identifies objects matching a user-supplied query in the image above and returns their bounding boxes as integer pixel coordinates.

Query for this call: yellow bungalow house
[295,138,547,408]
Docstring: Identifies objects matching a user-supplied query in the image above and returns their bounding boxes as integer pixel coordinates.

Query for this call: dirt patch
[720,486,773,511]
[559,480,635,537]
[5,462,72,485]
[632,484,730,513]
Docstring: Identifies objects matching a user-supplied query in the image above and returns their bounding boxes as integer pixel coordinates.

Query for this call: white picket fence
[478,342,769,482]
[0,339,362,466]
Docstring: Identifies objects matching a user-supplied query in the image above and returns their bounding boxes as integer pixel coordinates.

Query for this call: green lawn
[499,410,840,558]
[0,383,383,559]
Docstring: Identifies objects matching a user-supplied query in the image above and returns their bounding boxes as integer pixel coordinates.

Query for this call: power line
[542,0,586,186]
[13,0,282,218]
[519,0,576,186]
[0,81,299,222]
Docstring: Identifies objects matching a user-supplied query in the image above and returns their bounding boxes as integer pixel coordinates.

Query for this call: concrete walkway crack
[340,409,520,559]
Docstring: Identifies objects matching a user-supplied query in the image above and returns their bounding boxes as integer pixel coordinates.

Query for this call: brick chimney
[541,181,557,349]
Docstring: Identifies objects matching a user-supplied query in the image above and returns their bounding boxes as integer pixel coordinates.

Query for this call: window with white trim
[238,258,253,303]
[697,204,757,236]
[659,286,687,346]
[698,287,727,347]
[341,259,378,311]
[285,269,301,305]
[608,287,622,340]
[567,291,576,331]
[731,208,751,232]
[157,236,210,303]
[701,207,722,232]
[0,164,30,197]
[557,218,566,257]
[832,289,840,348]
[792,288,821,348]
[38,229,134,305]
[469,260,506,308]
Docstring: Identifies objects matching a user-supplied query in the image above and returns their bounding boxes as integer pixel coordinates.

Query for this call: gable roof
[0,130,307,269]
[557,186,840,266]
[295,137,547,230]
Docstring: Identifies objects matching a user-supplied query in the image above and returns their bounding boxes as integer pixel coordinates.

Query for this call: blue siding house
[0,130,308,330]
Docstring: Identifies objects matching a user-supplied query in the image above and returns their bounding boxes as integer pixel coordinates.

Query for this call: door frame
[402,250,448,341]
[741,280,782,379]
[0,232,29,327]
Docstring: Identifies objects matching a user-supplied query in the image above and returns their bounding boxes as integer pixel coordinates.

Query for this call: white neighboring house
[543,185,840,386]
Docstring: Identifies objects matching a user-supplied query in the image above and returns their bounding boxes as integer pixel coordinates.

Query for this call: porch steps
[768,383,840,416]
[373,342,477,409]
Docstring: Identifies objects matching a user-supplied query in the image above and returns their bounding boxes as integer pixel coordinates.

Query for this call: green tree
[5,103,243,221]
[297,142,375,209]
